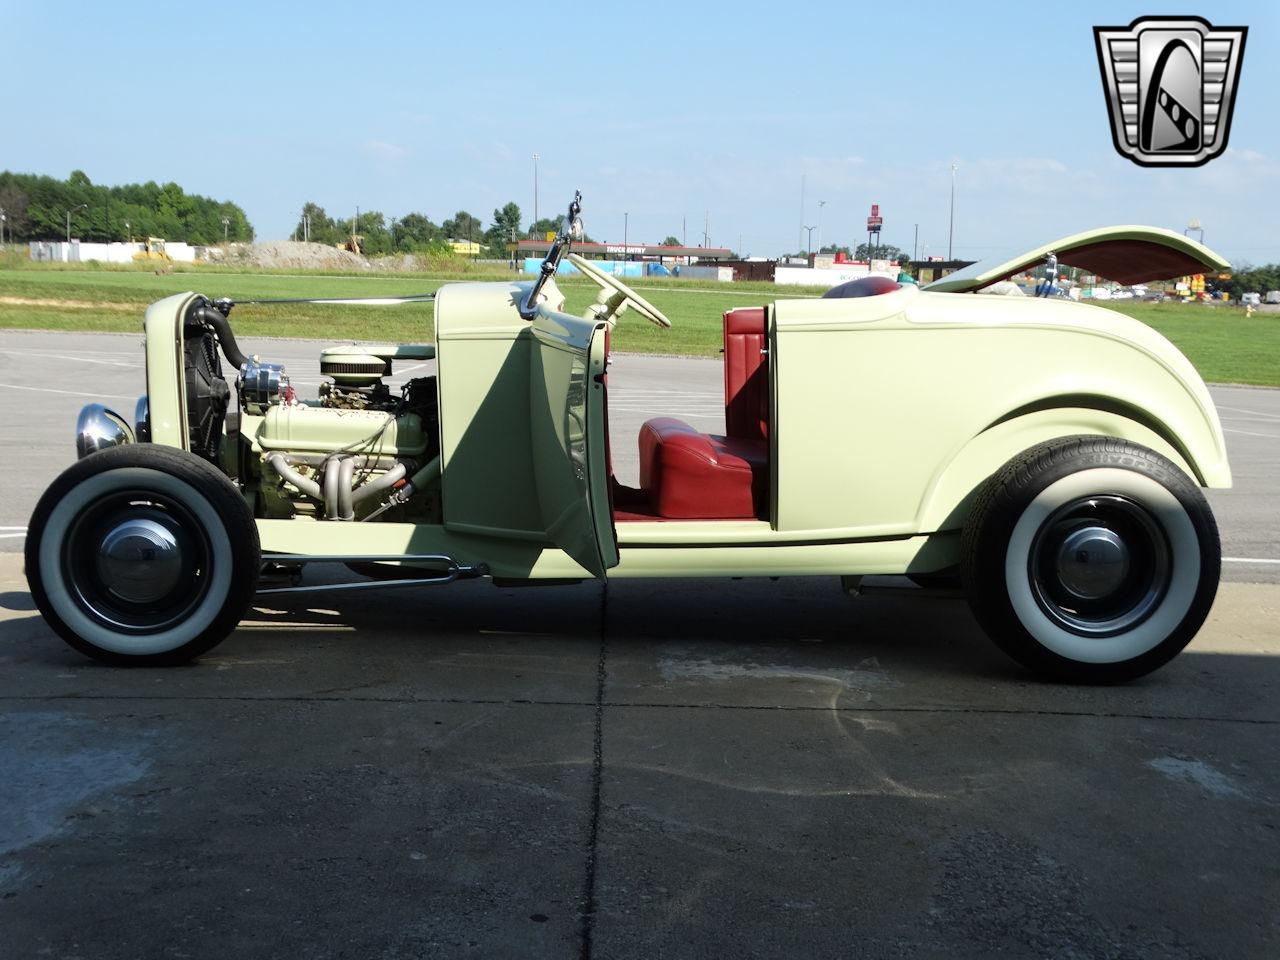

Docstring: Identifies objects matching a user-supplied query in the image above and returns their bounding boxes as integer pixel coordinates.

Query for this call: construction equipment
[133,237,172,263]
[335,232,364,255]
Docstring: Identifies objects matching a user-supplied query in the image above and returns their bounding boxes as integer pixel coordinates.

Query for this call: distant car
[27,203,1233,682]
[1242,292,1262,306]
[1265,291,1280,305]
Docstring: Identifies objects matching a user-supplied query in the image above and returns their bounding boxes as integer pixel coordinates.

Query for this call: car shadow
[0,590,36,612]
[8,576,1274,705]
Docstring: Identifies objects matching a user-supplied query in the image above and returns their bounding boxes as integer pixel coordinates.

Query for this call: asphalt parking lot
[2,329,1279,958]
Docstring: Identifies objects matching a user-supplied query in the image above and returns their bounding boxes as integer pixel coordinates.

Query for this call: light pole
[623,212,628,263]
[222,216,231,242]
[817,200,826,254]
[532,153,539,236]
[804,225,817,259]
[913,223,919,262]
[124,220,131,243]
[1184,218,1204,244]
[947,161,958,260]
[66,204,88,244]
[0,209,5,245]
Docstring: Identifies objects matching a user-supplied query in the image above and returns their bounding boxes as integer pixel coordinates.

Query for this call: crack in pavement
[0,693,1274,726]
[578,582,608,960]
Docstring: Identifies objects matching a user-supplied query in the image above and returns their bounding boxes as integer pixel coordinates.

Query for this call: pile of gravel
[218,241,371,271]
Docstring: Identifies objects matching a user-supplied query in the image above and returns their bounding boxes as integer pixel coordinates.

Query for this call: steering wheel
[567,253,672,328]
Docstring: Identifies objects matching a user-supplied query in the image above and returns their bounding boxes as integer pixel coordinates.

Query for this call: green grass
[1097,301,1280,386]
[0,264,1275,383]
[0,265,814,356]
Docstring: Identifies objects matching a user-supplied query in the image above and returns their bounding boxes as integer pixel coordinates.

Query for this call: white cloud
[362,140,409,163]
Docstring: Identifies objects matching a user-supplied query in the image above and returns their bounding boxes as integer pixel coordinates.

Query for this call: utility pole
[532,153,539,235]
[817,200,826,254]
[682,214,686,247]
[222,216,231,242]
[947,161,958,260]
[623,212,628,262]
[798,174,806,252]
[703,210,710,249]
[913,223,919,262]
[65,204,87,244]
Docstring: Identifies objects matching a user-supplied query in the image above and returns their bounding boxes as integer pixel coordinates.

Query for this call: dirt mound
[220,241,371,272]
[368,253,427,272]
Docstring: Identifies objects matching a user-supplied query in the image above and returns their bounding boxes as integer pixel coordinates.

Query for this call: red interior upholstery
[724,307,768,441]
[638,417,767,519]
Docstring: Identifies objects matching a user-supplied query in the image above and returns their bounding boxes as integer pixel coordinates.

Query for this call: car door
[527,306,619,578]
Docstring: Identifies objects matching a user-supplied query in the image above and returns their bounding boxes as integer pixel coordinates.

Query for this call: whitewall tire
[25,445,259,665]
[961,437,1220,683]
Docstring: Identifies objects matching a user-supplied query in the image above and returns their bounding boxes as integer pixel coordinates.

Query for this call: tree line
[1220,264,1280,300]
[0,171,253,245]
[291,201,599,257]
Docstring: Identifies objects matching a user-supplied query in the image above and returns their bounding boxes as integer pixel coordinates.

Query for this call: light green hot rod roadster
[26,193,1233,682]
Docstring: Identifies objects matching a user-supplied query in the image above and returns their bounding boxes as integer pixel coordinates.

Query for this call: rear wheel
[961,437,1219,683]
[25,445,259,666]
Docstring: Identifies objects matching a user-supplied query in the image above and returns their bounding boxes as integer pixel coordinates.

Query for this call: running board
[256,553,489,595]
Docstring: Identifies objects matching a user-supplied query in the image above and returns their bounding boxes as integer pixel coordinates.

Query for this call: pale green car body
[139,227,1231,586]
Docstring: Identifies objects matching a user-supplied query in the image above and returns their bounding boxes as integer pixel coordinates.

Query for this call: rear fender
[917,405,1202,532]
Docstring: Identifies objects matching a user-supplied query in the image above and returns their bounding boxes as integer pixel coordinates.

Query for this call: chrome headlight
[75,404,135,459]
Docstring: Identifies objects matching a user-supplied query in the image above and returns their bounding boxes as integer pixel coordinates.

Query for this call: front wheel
[961,437,1220,683]
[25,445,259,666]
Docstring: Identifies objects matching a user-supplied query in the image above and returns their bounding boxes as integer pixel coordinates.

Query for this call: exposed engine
[178,298,440,523]
[243,346,440,523]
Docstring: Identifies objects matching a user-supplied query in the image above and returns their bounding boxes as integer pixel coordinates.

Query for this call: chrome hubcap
[1054,526,1131,600]
[1029,495,1171,637]
[96,519,183,604]
[63,489,212,634]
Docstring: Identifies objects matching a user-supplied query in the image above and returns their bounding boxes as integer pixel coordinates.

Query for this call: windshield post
[519,190,582,320]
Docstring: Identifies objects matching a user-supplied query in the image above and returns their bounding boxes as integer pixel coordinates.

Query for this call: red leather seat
[639,417,768,519]
[723,307,768,441]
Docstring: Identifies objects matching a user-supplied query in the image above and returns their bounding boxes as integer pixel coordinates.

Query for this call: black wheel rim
[62,488,213,634]
[1028,495,1171,637]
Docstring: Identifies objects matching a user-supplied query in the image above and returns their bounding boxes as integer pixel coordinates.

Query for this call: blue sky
[3,1,1276,264]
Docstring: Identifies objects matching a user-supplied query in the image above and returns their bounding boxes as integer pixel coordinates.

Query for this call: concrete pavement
[2,558,1279,957]
[2,328,1279,957]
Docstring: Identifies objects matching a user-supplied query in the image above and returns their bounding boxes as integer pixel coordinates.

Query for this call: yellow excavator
[132,237,172,263]
[334,232,365,255]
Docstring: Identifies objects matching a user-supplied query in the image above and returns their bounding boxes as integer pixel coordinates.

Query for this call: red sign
[870,204,880,217]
